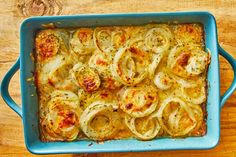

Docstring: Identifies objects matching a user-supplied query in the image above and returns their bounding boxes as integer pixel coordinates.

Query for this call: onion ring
[70,28,94,55]
[118,87,158,117]
[125,114,161,140]
[156,97,198,137]
[42,90,81,141]
[112,46,149,86]
[80,101,120,140]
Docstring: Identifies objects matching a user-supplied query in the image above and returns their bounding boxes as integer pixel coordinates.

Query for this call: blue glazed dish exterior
[19,12,221,154]
[1,12,236,154]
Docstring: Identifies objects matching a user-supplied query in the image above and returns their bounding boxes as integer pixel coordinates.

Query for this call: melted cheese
[35,24,210,142]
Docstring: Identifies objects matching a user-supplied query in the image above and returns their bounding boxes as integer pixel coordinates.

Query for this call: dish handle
[0,58,22,117]
[218,45,236,108]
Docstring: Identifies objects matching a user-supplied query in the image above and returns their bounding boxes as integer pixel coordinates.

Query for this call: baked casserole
[34,24,210,141]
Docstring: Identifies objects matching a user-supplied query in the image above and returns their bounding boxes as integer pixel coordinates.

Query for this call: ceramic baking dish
[1,12,236,154]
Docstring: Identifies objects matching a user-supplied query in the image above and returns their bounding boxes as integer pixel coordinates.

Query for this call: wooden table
[0,0,235,156]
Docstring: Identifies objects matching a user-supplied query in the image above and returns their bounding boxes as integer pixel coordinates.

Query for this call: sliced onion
[167,45,186,77]
[80,101,120,140]
[185,53,209,75]
[181,81,206,104]
[36,29,71,62]
[118,87,158,117]
[128,38,147,52]
[156,97,197,137]
[124,114,161,140]
[111,29,127,49]
[43,90,80,141]
[70,28,94,55]
[145,27,172,54]
[168,73,198,88]
[93,28,112,53]
[145,27,172,77]
[158,72,206,104]
[36,30,60,61]
[39,55,77,91]
[121,54,136,78]
[40,55,65,84]
[187,103,204,133]
[88,51,111,73]
[167,45,209,78]
[112,46,148,86]
[71,62,101,92]
[148,53,164,77]
[88,51,121,89]
[93,27,127,54]
[48,58,73,85]
[50,90,80,103]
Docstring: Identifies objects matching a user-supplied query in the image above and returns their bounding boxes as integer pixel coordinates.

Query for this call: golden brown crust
[174,24,204,44]
[35,30,60,61]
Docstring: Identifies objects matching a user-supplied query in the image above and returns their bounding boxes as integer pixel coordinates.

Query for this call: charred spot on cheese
[129,47,145,57]
[58,111,76,128]
[176,52,190,67]
[119,87,158,117]
[125,103,133,110]
[72,63,101,93]
[82,78,98,92]
[96,59,108,65]
[78,29,92,42]
[100,92,108,98]
[36,31,60,60]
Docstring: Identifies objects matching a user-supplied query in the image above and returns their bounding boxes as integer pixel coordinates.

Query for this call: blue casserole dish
[1,12,236,154]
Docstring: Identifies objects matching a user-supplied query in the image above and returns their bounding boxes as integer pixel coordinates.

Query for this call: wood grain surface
[0,0,236,156]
